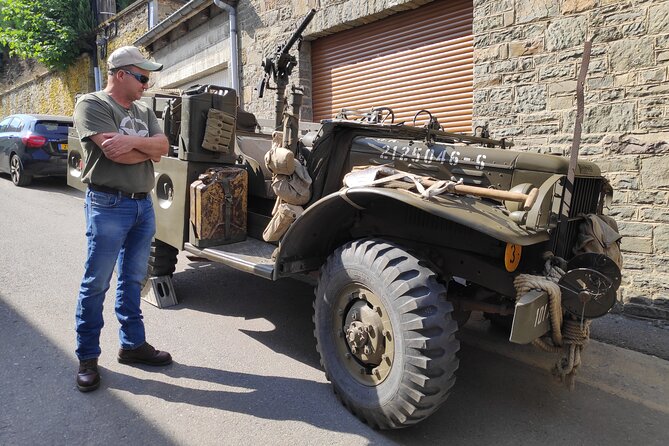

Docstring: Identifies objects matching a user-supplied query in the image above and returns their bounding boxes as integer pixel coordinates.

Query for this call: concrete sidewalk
[460,314,669,416]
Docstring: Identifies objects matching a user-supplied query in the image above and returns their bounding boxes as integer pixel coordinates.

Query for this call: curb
[458,317,669,415]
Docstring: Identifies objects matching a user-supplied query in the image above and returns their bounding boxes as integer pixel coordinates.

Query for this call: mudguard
[273,186,550,279]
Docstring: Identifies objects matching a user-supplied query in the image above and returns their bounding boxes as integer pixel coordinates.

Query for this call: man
[74,46,171,392]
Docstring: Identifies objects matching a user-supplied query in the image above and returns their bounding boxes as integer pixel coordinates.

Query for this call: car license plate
[59,143,68,151]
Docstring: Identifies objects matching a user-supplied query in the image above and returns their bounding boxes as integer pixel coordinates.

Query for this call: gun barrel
[280,8,316,55]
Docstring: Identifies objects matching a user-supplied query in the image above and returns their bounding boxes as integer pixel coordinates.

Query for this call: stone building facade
[472,0,669,319]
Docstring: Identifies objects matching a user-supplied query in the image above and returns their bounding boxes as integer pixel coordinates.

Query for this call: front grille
[550,177,603,259]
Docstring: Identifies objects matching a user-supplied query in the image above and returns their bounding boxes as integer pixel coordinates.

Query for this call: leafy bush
[0,0,93,69]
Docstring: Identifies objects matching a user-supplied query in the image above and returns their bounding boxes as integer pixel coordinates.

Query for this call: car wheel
[10,154,32,187]
[314,238,460,429]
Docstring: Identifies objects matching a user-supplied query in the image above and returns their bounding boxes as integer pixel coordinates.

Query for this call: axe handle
[421,178,539,210]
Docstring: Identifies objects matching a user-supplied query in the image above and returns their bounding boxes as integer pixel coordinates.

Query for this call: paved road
[1,175,667,445]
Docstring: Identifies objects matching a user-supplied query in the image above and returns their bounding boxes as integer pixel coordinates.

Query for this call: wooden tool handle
[422,178,539,210]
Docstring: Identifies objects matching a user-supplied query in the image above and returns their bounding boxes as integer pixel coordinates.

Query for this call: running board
[184,239,276,280]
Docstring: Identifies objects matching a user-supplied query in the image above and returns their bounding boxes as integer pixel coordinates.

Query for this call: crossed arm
[90,132,169,164]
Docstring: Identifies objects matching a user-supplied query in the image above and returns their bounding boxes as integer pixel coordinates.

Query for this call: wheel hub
[334,287,394,386]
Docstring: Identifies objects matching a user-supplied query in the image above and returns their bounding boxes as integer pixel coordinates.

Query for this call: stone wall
[473,0,669,319]
[0,57,93,116]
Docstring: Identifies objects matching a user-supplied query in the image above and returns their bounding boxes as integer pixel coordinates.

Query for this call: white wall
[152,11,231,89]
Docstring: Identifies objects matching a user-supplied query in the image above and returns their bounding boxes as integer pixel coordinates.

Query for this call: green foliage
[0,0,93,69]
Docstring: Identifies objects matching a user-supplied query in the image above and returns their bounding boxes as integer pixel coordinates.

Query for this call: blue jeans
[75,189,155,360]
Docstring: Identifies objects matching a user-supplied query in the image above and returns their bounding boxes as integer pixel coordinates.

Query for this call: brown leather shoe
[118,342,172,366]
[77,358,100,392]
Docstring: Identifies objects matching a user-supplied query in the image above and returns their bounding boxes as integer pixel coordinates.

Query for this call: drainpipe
[213,0,240,95]
[90,0,101,90]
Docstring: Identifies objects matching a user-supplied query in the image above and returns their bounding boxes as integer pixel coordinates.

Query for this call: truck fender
[274,186,550,278]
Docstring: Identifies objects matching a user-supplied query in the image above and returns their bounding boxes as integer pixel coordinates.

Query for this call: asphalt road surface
[1,175,667,445]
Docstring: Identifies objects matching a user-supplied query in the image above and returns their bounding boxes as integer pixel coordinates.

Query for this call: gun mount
[256,8,316,129]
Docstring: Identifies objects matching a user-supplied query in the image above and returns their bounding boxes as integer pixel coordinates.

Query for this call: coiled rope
[513,253,591,387]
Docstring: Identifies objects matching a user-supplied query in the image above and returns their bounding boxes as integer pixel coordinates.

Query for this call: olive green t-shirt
[74,91,162,193]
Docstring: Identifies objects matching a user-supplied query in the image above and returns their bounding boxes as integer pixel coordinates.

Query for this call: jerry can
[189,167,248,247]
[179,85,238,163]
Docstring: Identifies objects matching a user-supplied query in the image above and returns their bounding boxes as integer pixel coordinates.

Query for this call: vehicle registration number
[59,143,68,151]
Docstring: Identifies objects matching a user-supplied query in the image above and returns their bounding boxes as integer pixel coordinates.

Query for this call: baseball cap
[108,46,163,71]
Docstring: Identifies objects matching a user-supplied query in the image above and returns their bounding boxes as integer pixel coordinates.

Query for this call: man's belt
[88,184,149,200]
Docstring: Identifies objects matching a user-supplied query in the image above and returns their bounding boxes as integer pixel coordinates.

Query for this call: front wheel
[314,238,460,429]
[10,154,32,187]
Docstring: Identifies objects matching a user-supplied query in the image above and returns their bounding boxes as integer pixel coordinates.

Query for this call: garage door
[311,0,473,133]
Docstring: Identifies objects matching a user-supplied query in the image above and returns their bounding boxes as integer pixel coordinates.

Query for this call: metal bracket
[141,275,178,309]
[510,289,550,344]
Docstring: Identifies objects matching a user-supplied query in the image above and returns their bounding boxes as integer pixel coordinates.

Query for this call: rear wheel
[148,239,179,277]
[314,238,460,429]
[10,154,32,187]
[142,239,179,293]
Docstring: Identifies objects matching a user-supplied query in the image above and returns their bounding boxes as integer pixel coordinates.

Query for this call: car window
[7,117,23,132]
[0,117,12,133]
[34,121,71,138]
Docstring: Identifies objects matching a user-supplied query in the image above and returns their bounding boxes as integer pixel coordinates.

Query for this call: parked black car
[0,114,73,186]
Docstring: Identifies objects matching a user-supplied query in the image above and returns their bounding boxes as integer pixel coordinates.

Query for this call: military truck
[67,13,622,430]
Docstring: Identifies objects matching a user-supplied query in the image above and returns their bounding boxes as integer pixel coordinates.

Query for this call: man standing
[74,46,171,392]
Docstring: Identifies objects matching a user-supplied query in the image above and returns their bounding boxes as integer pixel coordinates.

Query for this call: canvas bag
[573,214,623,269]
[271,159,312,205]
[264,131,295,176]
[263,203,304,242]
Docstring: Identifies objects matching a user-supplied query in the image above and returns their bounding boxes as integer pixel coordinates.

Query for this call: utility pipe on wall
[213,0,240,95]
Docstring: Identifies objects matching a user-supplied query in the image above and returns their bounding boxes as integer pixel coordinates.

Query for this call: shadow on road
[105,362,358,433]
[0,294,177,445]
[169,261,321,370]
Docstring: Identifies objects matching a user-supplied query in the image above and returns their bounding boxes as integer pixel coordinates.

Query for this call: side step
[183,238,276,280]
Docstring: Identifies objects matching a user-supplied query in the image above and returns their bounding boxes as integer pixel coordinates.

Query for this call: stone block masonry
[474,0,669,319]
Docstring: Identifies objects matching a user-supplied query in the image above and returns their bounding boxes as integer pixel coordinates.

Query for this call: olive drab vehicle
[67,11,623,429]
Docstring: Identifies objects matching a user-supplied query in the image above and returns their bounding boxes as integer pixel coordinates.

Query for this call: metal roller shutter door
[311,0,473,133]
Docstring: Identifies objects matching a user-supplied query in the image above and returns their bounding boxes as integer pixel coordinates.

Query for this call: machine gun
[256,8,316,129]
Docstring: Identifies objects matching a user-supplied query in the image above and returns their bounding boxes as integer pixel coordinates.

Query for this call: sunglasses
[122,69,150,84]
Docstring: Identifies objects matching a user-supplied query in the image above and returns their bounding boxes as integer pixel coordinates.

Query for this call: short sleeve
[73,96,118,141]
[147,109,162,137]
